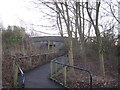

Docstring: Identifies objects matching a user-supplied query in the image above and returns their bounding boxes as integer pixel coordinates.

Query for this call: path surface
[23,55,68,88]
[24,63,65,88]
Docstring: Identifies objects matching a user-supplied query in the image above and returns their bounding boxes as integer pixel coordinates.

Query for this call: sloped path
[24,62,66,89]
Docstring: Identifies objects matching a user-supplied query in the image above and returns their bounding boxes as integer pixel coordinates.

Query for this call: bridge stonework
[29,36,65,54]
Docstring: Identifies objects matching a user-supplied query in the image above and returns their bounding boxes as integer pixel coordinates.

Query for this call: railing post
[90,73,92,89]
[64,66,67,87]
[22,74,25,88]
[62,58,64,63]
[13,60,18,87]
[29,57,32,68]
[62,58,64,67]
[38,55,40,64]
[55,63,58,76]
[46,54,48,62]
[50,61,53,78]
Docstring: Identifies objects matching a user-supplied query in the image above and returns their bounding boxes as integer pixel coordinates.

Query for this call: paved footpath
[24,62,66,89]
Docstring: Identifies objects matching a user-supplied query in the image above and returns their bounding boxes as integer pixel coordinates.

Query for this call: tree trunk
[97,34,105,76]
[77,2,86,66]
[82,2,87,67]
[65,2,74,66]
[86,1,105,77]
[0,28,2,89]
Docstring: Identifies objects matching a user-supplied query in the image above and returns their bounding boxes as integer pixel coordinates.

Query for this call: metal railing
[50,55,92,89]
[15,52,55,60]
[15,62,25,88]
[13,52,58,88]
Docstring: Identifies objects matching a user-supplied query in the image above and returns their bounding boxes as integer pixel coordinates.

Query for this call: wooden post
[48,41,50,52]
[64,66,67,86]
[38,55,41,64]
[62,58,64,63]
[46,54,48,62]
[62,58,64,67]
[29,57,32,68]
[13,60,18,87]
[55,63,58,76]
[50,61,53,78]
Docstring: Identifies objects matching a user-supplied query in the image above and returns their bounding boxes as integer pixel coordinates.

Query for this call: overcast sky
[0,0,32,27]
[0,0,59,36]
[0,0,119,37]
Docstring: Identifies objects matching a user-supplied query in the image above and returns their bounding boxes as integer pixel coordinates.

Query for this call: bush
[58,44,68,55]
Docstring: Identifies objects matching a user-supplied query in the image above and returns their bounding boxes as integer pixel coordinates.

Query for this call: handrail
[15,52,56,60]
[51,56,92,89]
[15,62,25,88]
[13,52,57,88]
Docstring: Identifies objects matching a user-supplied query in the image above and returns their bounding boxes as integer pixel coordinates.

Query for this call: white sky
[0,0,119,37]
[0,0,59,36]
[0,0,30,26]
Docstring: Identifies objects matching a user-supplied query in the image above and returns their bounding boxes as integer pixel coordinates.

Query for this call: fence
[49,55,92,89]
[13,52,59,88]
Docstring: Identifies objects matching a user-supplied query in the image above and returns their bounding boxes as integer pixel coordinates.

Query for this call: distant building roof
[30,36,66,42]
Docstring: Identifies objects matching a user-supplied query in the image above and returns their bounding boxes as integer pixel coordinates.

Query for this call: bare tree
[86,1,105,77]
[55,2,74,65]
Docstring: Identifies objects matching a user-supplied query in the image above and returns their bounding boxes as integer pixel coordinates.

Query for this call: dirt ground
[54,56,119,88]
